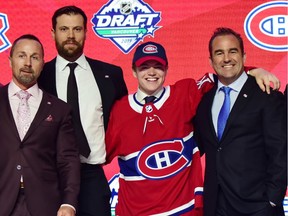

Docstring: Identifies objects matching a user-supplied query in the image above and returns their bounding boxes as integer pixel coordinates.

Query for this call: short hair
[52,5,87,30]
[209,27,244,58]
[10,34,44,57]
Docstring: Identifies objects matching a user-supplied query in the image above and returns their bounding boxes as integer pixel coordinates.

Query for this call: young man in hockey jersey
[105,41,280,216]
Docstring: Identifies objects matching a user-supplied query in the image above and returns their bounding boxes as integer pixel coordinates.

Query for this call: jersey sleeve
[196,66,256,95]
[105,102,120,164]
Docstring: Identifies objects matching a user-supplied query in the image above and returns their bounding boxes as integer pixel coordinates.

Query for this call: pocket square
[45,115,53,122]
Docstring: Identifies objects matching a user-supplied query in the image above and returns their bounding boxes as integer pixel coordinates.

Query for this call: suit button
[217,147,222,152]
[16,165,21,170]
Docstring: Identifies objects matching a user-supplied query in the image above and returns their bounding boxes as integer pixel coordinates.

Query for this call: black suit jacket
[38,56,128,131]
[194,76,287,215]
[0,85,80,216]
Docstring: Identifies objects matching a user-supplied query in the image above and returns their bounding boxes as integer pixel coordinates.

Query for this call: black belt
[81,163,102,170]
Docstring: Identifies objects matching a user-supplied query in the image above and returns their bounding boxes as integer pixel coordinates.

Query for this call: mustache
[63,40,80,45]
[20,67,34,73]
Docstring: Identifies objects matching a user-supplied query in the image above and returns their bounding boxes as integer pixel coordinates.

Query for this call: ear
[51,28,55,40]
[209,56,213,67]
[132,69,137,78]
[243,52,246,63]
[9,56,12,68]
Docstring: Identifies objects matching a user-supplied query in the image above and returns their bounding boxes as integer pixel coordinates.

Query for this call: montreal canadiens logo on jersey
[91,0,161,54]
[244,1,288,52]
[136,138,193,180]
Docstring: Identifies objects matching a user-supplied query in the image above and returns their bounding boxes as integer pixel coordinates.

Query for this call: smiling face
[52,14,86,62]
[9,38,44,89]
[209,34,246,85]
[133,60,168,95]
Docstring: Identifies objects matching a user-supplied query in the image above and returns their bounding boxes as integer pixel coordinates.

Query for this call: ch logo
[244,1,288,52]
[0,13,11,53]
[136,139,191,180]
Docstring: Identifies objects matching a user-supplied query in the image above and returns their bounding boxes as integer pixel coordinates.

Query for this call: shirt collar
[217,71,248,93]
[56,53,87,71]
[136,87,164,104]
[8,80,41,99]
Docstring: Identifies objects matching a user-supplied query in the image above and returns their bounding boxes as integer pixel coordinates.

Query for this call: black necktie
[67,63,91,157]
[144,96,156,104]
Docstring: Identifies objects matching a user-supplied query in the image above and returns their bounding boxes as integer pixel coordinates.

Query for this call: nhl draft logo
[0,13,11,53]
[108,173,120,215]
[91,0,162,54]
[244,1,288,52]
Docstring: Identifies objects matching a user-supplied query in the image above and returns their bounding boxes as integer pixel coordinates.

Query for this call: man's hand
[249,68,280,94]
[57,205,75,216]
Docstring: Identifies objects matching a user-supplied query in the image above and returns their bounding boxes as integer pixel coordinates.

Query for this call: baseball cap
[132,41,168,67]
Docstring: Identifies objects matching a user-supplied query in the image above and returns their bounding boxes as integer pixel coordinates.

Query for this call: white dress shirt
[9,81,42,125]
[55,54,106,164]
[211,72,248,135]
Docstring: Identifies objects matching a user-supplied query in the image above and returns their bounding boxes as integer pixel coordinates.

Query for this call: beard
[15,68,37,87]
[55,39,84,61]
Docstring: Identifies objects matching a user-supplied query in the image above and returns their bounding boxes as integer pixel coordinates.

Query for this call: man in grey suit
[0,34,80,216]
[38,5,128,216]
[194,27,287,216]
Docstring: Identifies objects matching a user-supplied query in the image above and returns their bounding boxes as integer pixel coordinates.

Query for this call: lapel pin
[243,94,248,98]
[105,75,110,78]
[45,114,53,122]
[47,101,51,105]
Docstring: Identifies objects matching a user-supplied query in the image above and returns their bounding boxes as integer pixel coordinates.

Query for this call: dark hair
[209,27,244,58]
[52,5,87,30]
[10,34,44,57]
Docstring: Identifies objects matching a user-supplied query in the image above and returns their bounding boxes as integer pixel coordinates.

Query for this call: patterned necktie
[144,96,156,104]
[217,86,232,140]
[67,63,91,157]
[16,90,31,140]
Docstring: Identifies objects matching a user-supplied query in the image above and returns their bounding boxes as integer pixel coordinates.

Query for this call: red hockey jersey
[106,76,214,216]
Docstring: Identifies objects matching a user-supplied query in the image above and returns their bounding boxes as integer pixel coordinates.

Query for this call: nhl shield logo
[91,0,162,54]
[120,2,132,14]
[145,104,153,113]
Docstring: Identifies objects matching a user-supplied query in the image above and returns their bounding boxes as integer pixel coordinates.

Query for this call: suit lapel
[22,92,53,141]
[40,58,58,97]
[86,57,116,128]
[0,86,20,139]
[205,85,219,143]
[221,77,256,141]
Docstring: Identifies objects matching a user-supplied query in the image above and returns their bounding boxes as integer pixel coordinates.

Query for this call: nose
[147,67,157,75]
[24,57,32,67]
[223,53,231,63]
[67,29,75,38]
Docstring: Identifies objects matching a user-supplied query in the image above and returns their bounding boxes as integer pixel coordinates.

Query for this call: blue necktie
[217,86,232,140]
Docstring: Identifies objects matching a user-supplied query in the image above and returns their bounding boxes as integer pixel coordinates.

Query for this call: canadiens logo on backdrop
[91,0,162,54]
[244,1,288,52]
[0,13,11,53]
[136,139,192,180]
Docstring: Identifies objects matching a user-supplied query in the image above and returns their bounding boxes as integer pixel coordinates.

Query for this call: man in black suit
[38,6,128,216]
[194,27,287,216]
[0,34,80,216]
